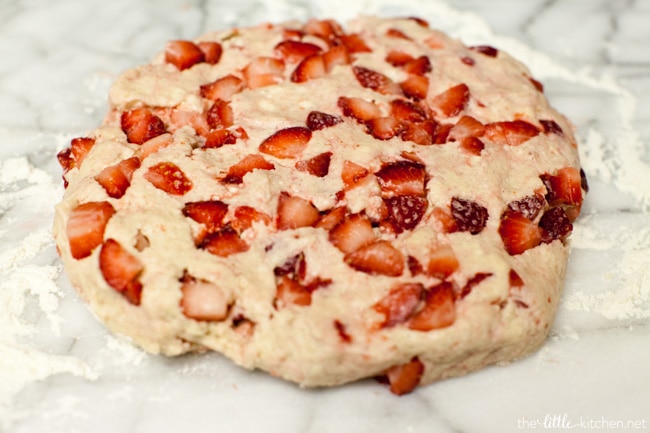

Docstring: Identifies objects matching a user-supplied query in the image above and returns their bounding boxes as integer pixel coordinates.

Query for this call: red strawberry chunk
[306,111,343,131]
[400,75,429,100]
[230,206,273,233]
[315,206,347,231]
[450,197,488,235]
[182,200,228,233]
[199,227,249,257]
[334,320,352,343]
[509,269,525,288]
[291,54,326,83]
[366,116,405,140]
[373,283,423,328]
[459,272,492,299]
[426,244,459,279]
[386,28,411,40]
[382,357,424,396]
[295,151,332,177]
[169,109,210,137]
[206,100,234,129]
[386,50,415,67]
[322,45,351,72]
[448,115,485,142]
[275,275,312,308]
[259,126,312,159]
[67,137,95,170]
[243,56,285,89]
[329,213,375,254]
[499,210,542,255]
[540,167,583,207]
[222,154,275,184]
[375,160,427,198]
[200,74,244,101]
[507,193,545,221]
[339,33,372,53]
[400,120,437,146]
[95,156,141,199]
[99,238,144,305]
[204,128,238,149]
[138,133,173,159]
[484,120,540,146]
[121,108,167,145]
[144,162,192,195]
[431,206,458,233]
[341,160,370,189]
[540,119,564,135]
[197,41,223,64]
[390,99,427,123]
[303,18,343,45]
[345,240,404,276]
[274,40,322,63]
[403,56,432,75]
[469,45,498,57]
[352,66,401,95]
[276,192,320,230]
[165,40,205,70]
[431,83,470,117]
[408,281,456,331]
[181,277,229,321]
[460,137,485,155]
[337,96,382,122]
[384,195,428,232]
[539,206,573,243]
[67,201,116,260]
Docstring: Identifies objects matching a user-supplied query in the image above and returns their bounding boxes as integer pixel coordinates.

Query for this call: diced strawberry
[68,136,95,169]
[181,276,229,321]
[461,56,476,66]
[539,206,573,243]
[345,240,404,276]
[447,115,485,142]
[450,197,488,235]
[373,283,423,328]
[408,16,430,27]
[303,19,343,45]
[243,56,285,89]
[339,33,372,53]
[276,192,320,230]
[306,111,343,131]
[333,320,352,343]
[165,40,205,70]
[322,45,351,72]
[341,160,370,189]
[337,96,381,123]
[469,45,498,57]
[121,108,167,145]
[197,41,223,64]
[295,151,332,177]
[540,167,583,207]
[400,75,429,100]
[458,272,492,299]
[507,193,545,221]
[386,28,411,40]
[386,50,415,67]
[66,201,115,260]
[229,206,273,233]
[274,40,322,63]
[259,126,312,159]
[375,160,427,198]
[390,99,427,123]
[384,195,428,232]
[275,275,312,308]
[206,100,234,129]
[408,282,456,331]
[204,128,238,148]
[222,154,274,184]
[484,120,540,146]
[403,56,432,75]
[460,137,485,155]
[291,54,326,83]
[200,74,244,101]
[433,123,453,144]
[182,200,228,233]
[138,133,173,159]
[430,83,470,117]
[430,206,458,233]
[99,238,144,305]
[509,269,525,288]
[199,227,249,257]
[143,161,192,195]
[94,156,141,199]
[315,206,347,231]
[169,109,210,136]
[352,66,402,95]
[382,357,424,396]
[328,213,375,254]
[540,119,564,135]
[365,116,405,140]
[529,77,544,92]
[273,252,306,279]
[426,244,459,279]
[400,120,437,146]
[498,210,542,255]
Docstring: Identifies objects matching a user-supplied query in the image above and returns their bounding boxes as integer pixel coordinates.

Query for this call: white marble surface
[1,0,649,432]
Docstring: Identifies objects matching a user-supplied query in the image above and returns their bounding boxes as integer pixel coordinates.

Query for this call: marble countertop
[1,0,649,432]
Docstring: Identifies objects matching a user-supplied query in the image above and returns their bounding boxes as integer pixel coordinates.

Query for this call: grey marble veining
[1,0,648,432]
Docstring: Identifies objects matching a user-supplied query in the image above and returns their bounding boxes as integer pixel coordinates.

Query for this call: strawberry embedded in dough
[259,127,312,159]
[165,40,205,70]
[121,108,167,145]
[144,162,193,195]
[99,238,144,306]
[181,276,230,321]
[66,201,115,260]
[408,281,456,331]
[95,156,141,199]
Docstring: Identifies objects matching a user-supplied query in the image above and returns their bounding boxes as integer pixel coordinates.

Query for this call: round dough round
[53,16,586,395]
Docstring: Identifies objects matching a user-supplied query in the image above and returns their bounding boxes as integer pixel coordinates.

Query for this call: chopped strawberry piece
[199,227,249,257]
[322,45,351,72]
[345,240,404,276]
[222,154,274,184]
[539,206,573,243]
[337,96,381,122]
[375,160,427,198]
[540,167,583,207]
[66,201,115,260]
[291,54,326,82]
[390,99,427,123]
[56,149,73,181]
[274,40,322,63]
[229,206,273,233]
[386,28,410,40]
[121,108,167,145]
[341,160,370,189]
[259,126,312,159]
[384,195,428,232]
[460,137,485,155]
[450,197,488,235]
[138,133,173,159]
[426,244,459,279]
[200,74,244,101]
[352,66,401,95]
[197,41,223,64]
[484,120,540,146]
[295,151,332,177]
[243,56,285,88]
[366,116,405,140]
[204,128,238,148]
[328,213,375,254]
[303,18,343,45]
[169,109,210,137]
[275,275,312,308]
[333,320,352,343]
[470,45,498,57]
[433,123,453,144]
[274,252,306,279]
[315,206,347,231]
[408,282,456,331]
[182,200,228,233]
[430,206,458,233]
[95,156,141,199]
[386,50,415,67]
[206,100,234,129]
[165,40,205,70]
[540,119,564,135]
[499,210,542,255]
[509,269,525,288]
[448,115,485,142]
[459,272,492,299]
[431,83,470,117]
[400,120,437,146]
[408,16,430,27]
[306,111,343,131]
[373,283,423,328]
[276,192,320,230]
[181,276,229,321]
[144,161,192,195]
[339,33,372,53]
[461,56,475,66]
[403,56,432,75]
[382,357,424,396]
[99,238,144,305]
[507,193,545,221]
[400,75,429,100]
[529,77,544,92]
[69,136,95,169]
